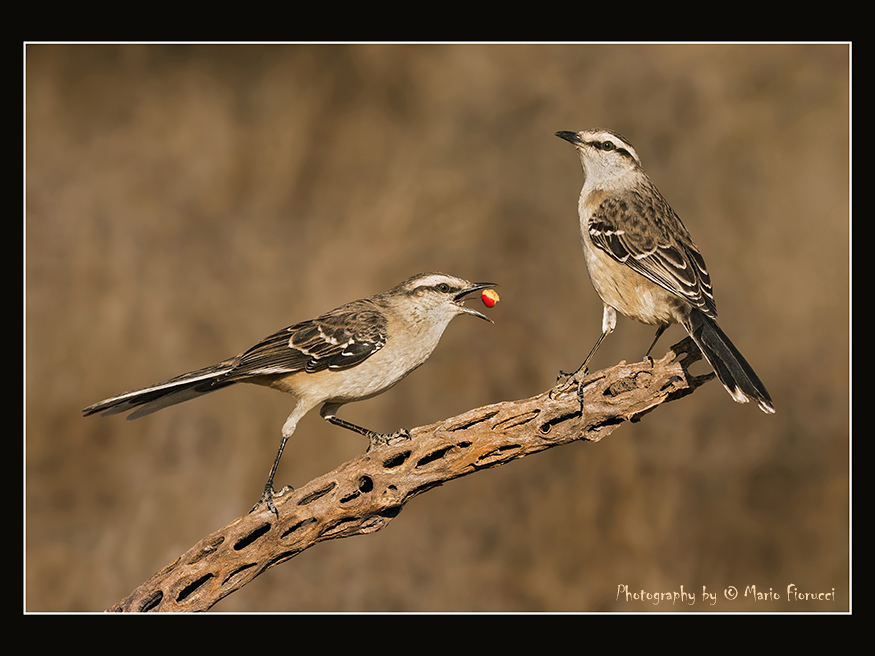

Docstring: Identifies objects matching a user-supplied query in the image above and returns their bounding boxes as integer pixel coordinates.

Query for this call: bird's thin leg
[559,305,617,379]
[557,305,617,413]
[559,329,608,380]
[252,435,292,517]
[555,329,606,415]
[320,404,410,452]
[251,404,308,517]
[644,324,669,361]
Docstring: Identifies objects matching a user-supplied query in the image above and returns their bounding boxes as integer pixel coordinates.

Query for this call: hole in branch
[223,563,256,586]
[380,506,402,519]
[416,446,453,468]
[176,573,214,603]
[383,451,410,468]
[445,410,499,431]
[493,409,540,431]
[138,591,163,612]
[340,491,360,503]
[234,523,271,550]
[266,550,302,568]
[281,517,316,539]
[539,411,580,435]
[298,482,336,506]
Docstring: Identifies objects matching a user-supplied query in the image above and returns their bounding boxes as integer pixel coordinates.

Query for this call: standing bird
[555,128,773,414]
[83,272,497,514]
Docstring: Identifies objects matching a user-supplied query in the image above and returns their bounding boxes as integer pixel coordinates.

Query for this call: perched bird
[555,128,773,414]
[84,272,497,514]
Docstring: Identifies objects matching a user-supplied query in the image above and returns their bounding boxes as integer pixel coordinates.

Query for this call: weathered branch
[107,337,713,612]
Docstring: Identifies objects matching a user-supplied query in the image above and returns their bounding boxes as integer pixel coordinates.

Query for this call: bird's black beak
[455,282,498,323]
[555,130,583,146]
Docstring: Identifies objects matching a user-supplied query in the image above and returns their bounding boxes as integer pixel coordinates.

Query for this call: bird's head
[396,272,498,325]
[555,128,642,184]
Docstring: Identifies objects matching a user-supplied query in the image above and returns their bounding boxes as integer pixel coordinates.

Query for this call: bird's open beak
[455,282,498,323]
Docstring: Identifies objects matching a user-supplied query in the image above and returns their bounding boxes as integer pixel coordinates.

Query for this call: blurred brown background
[25,44,849,612]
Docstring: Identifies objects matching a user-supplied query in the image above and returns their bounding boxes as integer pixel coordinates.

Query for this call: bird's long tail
[683,308,775,414]
[82,360,239,421]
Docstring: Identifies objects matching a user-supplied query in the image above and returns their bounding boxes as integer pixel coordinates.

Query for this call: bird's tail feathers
[82,361,238,421]
[684,309,775,414]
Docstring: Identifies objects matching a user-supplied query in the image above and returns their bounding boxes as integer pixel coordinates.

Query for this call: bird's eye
[602,141,615,151]
[437,283,451,293]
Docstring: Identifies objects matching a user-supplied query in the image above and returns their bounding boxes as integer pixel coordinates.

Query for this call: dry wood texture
[108,337,713,612]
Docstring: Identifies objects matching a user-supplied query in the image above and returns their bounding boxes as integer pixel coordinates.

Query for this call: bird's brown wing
[589,183,717,318]
[232,299,388,377]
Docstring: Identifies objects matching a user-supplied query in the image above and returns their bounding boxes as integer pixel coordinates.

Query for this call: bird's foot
[366,428,411,453]
[552,365,588,395]
[575,379,585,414]
[551,367,587,414]
[250,483,293,518]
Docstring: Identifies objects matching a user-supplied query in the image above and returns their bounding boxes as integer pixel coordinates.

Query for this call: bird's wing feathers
[590,185,717,317]
[82,301,388,419]
[233,300,388,377]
